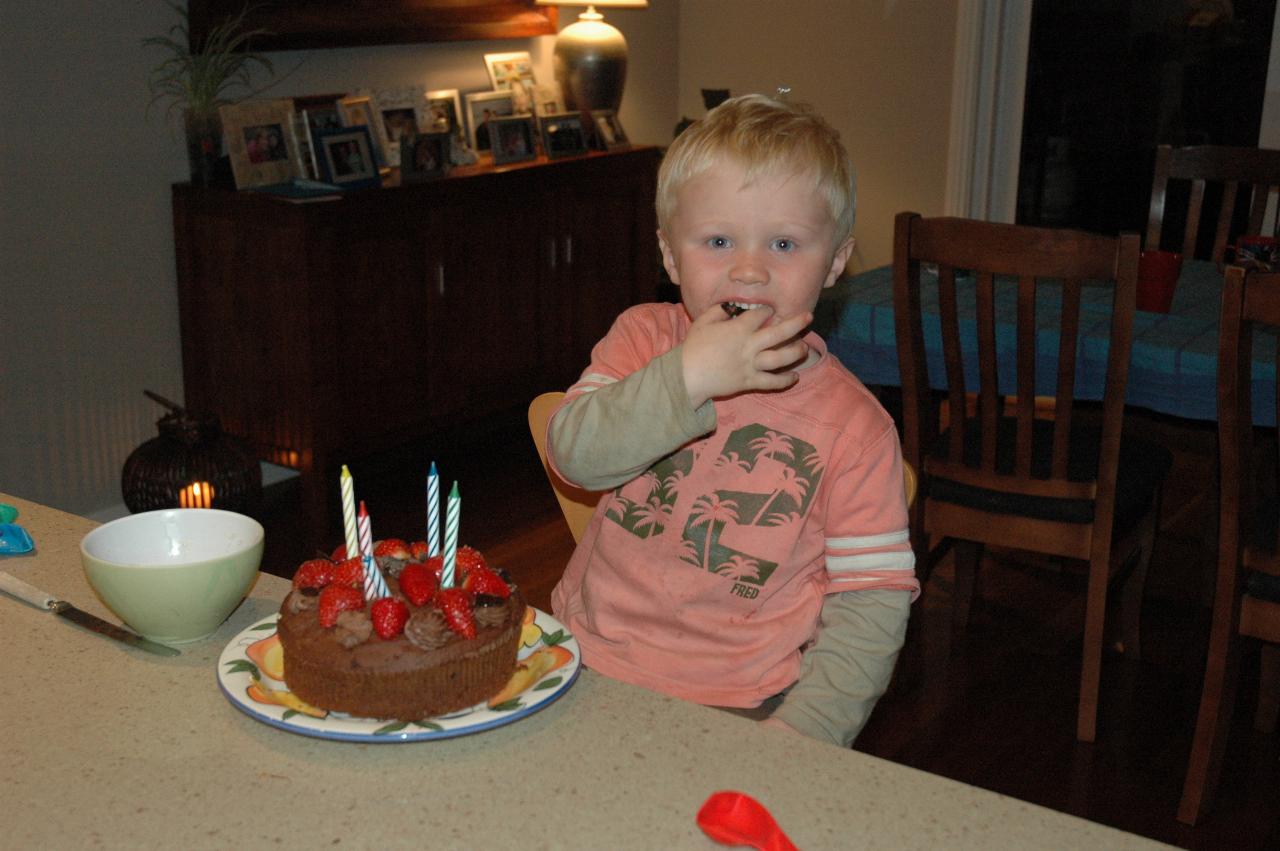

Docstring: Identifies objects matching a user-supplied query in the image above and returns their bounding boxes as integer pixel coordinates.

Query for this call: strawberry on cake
[275,541,527,721]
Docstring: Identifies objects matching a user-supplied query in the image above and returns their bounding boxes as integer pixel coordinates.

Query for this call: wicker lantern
[121,391,262,515]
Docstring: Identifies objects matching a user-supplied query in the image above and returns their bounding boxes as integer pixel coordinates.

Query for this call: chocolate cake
[276,543,526,721]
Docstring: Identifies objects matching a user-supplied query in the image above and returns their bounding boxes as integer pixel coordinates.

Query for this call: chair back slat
[938,264,966,462]
[1183,179,1206,257]
[1015,274,1037,476]
[1052,277,1083,478]
[1213,182,1238,264]
[976,270,999,468]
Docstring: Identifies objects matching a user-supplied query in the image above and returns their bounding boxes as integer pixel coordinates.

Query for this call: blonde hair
[656,93,856,244]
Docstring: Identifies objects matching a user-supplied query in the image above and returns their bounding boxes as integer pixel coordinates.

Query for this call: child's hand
[682,304,813,408]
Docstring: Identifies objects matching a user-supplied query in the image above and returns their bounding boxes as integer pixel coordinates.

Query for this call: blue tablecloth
[816,259,1277,426]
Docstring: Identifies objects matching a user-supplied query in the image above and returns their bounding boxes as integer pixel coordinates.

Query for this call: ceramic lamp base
[552,16,628,112]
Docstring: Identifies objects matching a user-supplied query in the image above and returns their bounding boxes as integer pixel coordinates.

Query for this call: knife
[0,571,180,656]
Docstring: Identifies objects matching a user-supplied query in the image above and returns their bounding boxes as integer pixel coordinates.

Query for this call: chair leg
[1076,552,1111,743]
[1119,509,1158,661]
[951,540,983,633]
[1177,614,1243,825]
[1255,642,1280,734]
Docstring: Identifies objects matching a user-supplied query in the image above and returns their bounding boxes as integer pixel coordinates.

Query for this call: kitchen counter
[0,492,1170,849]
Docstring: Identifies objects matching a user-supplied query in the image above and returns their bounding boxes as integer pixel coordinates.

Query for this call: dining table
[0,490,1172,849]
[816,259,1277,426]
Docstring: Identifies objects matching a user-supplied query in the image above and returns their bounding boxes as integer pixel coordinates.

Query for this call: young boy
[546,94,918,747]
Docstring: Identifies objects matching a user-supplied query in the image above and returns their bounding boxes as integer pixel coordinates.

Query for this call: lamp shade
[536,1,647,112]
[121,391,262,515]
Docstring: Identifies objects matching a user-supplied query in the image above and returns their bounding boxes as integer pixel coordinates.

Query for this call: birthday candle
[427,461,440,558]
[340,465,359,561]
[358,500,391,600]
[441,482,460,588]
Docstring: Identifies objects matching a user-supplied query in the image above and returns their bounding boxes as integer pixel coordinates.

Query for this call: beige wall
[1,0,954,517]
[677,0,957,273]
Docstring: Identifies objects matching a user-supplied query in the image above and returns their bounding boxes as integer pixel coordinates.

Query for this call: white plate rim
[216,605,579,742]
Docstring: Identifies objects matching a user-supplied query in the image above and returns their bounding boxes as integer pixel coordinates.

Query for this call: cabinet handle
[435,263,445,296]
[564,234,573,266]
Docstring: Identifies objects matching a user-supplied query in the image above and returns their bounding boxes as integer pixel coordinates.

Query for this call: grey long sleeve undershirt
[548,343,909,747]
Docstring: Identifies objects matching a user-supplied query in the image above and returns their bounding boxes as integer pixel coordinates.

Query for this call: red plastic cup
[1137,249,1182,313]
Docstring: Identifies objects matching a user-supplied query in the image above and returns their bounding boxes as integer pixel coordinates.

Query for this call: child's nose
[729,251,768,285]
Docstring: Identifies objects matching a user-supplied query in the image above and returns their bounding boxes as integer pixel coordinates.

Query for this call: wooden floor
[258,408,1279,850]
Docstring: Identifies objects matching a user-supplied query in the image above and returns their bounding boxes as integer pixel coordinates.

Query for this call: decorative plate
[216,606,579,742]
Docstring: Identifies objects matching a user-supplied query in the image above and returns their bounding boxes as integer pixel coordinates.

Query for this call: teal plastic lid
[0,523,33,555]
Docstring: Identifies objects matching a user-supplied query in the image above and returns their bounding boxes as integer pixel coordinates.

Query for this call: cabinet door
[314,209,432,444]
[424,185,551,419]
[553,155,660,379]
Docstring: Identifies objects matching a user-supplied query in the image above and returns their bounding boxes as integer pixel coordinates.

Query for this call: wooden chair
[1145,144,1280,261]
[528,391,920,544]
[527,392,603,544]
[893,213,1171,742]
[1177,265,1280,825]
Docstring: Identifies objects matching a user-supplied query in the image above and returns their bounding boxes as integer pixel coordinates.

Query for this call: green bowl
[80,508,264,643]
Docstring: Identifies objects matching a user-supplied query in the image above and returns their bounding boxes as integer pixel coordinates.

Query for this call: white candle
[427,461,440,557]
[441,482,460,588]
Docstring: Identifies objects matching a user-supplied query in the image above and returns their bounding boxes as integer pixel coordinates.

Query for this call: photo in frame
[312,125,382,190]
[425,88,465,143]
[400,132,451,183]
[483,50,537,114]
[294,93,344,130]
[464,90,515,152]
[220,98,298,189]
[376,87,430,166]
[337,95,390,167]
[539,111,590,159]
[591,109,628,150]
[490,115,538,165]
[533,84,563,118]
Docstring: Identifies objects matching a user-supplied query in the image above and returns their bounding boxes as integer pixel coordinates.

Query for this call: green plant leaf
[282,709,299,720]
[488,698,524,713]
[532,677,562,691]
[413,721,445,732]
[374,721,410,735]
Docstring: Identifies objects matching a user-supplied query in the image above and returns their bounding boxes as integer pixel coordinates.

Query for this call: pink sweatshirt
[549,304,918,709]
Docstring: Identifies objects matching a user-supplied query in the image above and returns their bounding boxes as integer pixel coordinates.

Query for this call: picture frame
[483,50,537,113]
[425,88,465,143]
[376,87,431,166]
[489,115,538,165]
[539,111,590,159]
[337,95,390,167]
[294,94,345,178]
[400,132,452,183]
[591,109,629,150]
[533,84,563,118]
[312,125,382,190]
[294,93,344,129]
[464,90,515,152]
[220,98,298,189]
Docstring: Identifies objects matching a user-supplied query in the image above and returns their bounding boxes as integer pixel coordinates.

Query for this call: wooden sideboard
[172,146,661,545]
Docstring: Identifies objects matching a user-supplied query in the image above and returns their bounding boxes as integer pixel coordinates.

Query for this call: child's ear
[823,237,856,288]
[657,229,681,285]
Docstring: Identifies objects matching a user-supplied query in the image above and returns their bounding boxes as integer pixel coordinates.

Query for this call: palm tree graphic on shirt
[604,422,823,590]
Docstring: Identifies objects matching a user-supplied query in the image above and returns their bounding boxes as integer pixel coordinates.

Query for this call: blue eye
[707,236,731,249]
[772,238,794,252]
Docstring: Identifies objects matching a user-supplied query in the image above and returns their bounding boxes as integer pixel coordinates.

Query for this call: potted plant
[143,1,276,186]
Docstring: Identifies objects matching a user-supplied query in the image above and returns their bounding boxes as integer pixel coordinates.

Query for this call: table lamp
[536,1,647,112]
